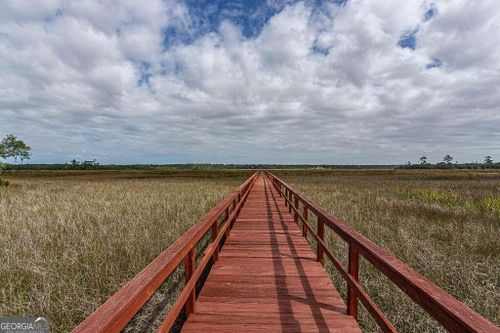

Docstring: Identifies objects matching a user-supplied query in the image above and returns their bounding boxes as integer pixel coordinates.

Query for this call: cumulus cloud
[0,0,499,164]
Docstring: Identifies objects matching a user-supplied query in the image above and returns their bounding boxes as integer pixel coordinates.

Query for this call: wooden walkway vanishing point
[73,172,500,333]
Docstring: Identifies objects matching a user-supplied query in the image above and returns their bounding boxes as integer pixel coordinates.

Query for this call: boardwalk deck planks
[182,175,360,332]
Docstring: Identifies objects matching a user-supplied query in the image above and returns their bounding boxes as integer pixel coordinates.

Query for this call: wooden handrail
[72,172,260,333]
[265,171,499,333]
[157,172,258,332]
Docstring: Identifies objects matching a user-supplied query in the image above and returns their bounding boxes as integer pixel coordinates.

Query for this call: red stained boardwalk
[73,172,499,333]
[182,175,361,333]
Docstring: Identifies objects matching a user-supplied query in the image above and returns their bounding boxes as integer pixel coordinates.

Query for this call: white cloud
[0,0,499,164]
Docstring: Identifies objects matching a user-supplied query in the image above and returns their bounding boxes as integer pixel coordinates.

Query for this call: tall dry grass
[0,171,248,332]
[275,169,500,332]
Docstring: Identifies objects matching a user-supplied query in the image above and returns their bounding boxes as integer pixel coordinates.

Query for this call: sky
[0,0,499,164]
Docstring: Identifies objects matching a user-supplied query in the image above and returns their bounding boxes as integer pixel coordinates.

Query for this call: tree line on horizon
[399,154,498,169]
[4,160,500,171]
[1,134,499,171]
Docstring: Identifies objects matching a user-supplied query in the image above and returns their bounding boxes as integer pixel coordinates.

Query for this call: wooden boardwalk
[182,175,361,332]
[73,172,499,333]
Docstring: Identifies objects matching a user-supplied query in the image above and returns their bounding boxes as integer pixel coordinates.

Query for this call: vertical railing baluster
[211,220,219,263]
[302,206,308,237]
[317,216,324,265]
[232,200,237,229]
[224,206,230,238]
[347,243,360,319]
[294,196,299,224]
[288,191,293,213]
[184,248,196,315]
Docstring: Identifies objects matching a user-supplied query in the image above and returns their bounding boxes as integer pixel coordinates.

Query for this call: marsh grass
[0,171,248,332]
[1,169,498,332]
[0,178,9,187]
[399,188,500,218]
[275,169,500,332]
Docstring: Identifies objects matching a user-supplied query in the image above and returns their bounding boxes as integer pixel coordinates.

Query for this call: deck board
[181,175,361,333]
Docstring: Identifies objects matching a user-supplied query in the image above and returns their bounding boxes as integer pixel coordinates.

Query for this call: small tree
[0,141,5,173]
[419,156,428,164]
[0,134,32,174]
[1,134,32,161]
[484,155,493,165]
[443,154,453,164]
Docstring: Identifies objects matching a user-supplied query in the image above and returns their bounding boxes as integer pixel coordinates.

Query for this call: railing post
[347,243,360,319]
[224,206,230,238]
[184,248,196,315]
[302,206,308,237]
[284,188,288,207]
[211,221,219,263]
[288,191,293,213]
[237,190,245,218]
[294,196,299,224]
[317,217,324,265]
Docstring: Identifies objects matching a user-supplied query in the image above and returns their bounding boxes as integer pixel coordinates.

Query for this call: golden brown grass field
[0,169,498,332]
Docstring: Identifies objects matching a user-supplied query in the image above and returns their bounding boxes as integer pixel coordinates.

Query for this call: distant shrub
[479,196,500,217]
[400,188,500,218]
[404,188,461,206]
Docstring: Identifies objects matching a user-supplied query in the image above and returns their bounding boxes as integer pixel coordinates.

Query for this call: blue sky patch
[426,58,443,69]
[423,4,437,22]
[398,29,417,50]
[162,25,196,48]
[162,0,286,49]
[162,0,348,49]
[311,43,331,55]
[137,61,152,87]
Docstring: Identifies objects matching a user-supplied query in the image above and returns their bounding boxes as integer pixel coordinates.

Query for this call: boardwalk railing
[72,172,260,333]
[265,171,499,333]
